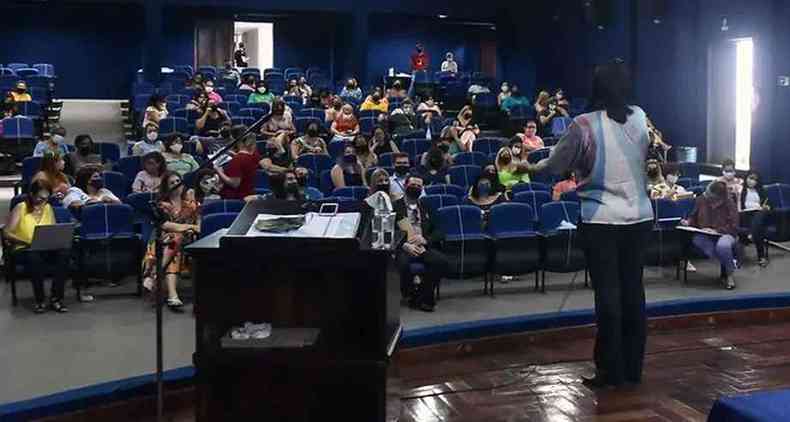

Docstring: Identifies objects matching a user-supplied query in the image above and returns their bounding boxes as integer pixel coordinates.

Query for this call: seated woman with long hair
[141,171,200,311]
[495,146,530,190]
[3,180,70,313]
[330,144,367,189]
[32,151,71,198]
[62,165,121,211]
[464,171,506,216]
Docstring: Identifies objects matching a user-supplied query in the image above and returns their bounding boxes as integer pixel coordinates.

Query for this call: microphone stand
[149,111,273,422]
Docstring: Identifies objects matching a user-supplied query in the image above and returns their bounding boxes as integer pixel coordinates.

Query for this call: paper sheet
[676,226,722,236]
[245,212,361,239]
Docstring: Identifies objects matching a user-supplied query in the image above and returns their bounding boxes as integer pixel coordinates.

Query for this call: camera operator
[196,101,230,138]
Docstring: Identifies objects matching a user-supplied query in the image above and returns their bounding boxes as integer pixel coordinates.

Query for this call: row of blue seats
[0,63,55,78]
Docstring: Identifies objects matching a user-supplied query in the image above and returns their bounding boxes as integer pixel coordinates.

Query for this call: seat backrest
[359,117,377,135]
[327,140,348,159]
[332,186,368,201]
[512,182,551,195]
[677,177,696,189]
[79,204,135,237]
[488,203,536,236]
[21,156,42,184]
[294,116,321,135]
[102,171,130,199]
[255,170,269,189]
[401,138,430,163]
[448,165,482,189]
[377,152,395,168]
[1,116,34,138]
[424,183,465,198]
[7,63,29,72]
[200,212,238,238]
[765,183,790,209]
[471,137,503,155]
[550,117,573,137]
[239,107,266,119]
[678,162,700,181]
[436,205,484,238]
[201,199,245,216]
[559,190,580,203]
[527,147,551,164]
[513,191,552,221]
[15,68,39,79]
[419,194,459,215]
[296,154,333,175]
[97,142,121,163]
[453,151,489,167]
[116,156,142,182]
[539,201,580,232]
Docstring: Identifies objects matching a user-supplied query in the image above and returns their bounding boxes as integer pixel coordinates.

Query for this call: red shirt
[219,150,261,200]
[411,51,429,71]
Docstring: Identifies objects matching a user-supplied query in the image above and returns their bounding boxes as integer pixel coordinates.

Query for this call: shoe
[759,258,768,267]
[500,275,516,284]
[49,300,68,313]
[167,297,185,313]
[417,303,435,313]
[686,262,697,272]
[581,374,619,389]
[79,294,94,303]
[724,275,736,290]
[33,302,47,314]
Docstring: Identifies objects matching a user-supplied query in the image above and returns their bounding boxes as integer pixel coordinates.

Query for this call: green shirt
[498,168,530,189]
[166,154,200,176]
[247,92,275,104]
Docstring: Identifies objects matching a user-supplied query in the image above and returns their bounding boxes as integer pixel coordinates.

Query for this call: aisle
[58,99,125,148]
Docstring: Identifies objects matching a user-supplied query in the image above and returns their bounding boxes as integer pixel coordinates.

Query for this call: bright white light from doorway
[734,37,753,171]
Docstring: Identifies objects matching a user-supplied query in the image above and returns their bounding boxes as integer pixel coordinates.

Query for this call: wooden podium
[185,199,402,421]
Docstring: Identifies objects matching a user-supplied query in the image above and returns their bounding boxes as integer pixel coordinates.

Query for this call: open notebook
[245,212,361,239]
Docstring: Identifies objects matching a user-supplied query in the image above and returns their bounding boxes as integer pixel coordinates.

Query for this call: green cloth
[166,154,200,176]
[247,92,275,104]
[500,95,531,113]
[498,168,530,188]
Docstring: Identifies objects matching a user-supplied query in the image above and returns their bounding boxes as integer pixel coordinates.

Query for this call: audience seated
[162,133,199,176]
[393,173,446,312]
[216,134,261,199]
[418,147,451,187]
[645,159,664,192]
[324,96,343,124]
[3,180,69,313]
[360,88,389,116]
[291,121,328,158]
[67,134,102,175]
[535,90,569,135]
[141,170,199,311]
[193,168,221,204]
[339,78,363,101]
[261,99,296,144]
[331,144,366,188]
[33,127,68,157]
[142,94,168,129]
[682,181,739,290]
[238,75,256,92]
[495,146,530,191]
[417,97,442,120]
[247,81,275,105]
[32,152,71,197]
[508,136,527,167]
[439,124,469,155]
[133,151,166,193]
[518,120,544,152]
[457,102,475,128]
[196,102,230,137]
[740,170,771,267]
[389,99,419,135]
[296,76,312,100]
[186,91,208,111]
[259,131,292,175]
[220,61,240,86]
[10,81,32,103]
[286,78,301,97]
[371,126,399,156]
[464,171,506,214]
[650,163,690,200]
[554,89,570,114]
[263,169,305,201]
[187,73,205,91]
[440,52,458,74]
[331,103,360,142]
[389,152,412,198]
[647,117,671,162]
[387,80,408,99]
[497,82,511,107]
[62,166,121,210]
[133,124,165,156]
[553,171,578,201]
[354,134,377,171]
[500,84,530,115]
[203,79,222,104]
[718,159,743,204]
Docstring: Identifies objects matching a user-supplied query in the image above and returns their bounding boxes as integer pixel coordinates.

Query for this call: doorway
[234,22,274,70]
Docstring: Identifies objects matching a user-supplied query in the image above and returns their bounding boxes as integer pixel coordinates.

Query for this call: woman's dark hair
[148,94,166,108]
[39,151,68,186]
[256,79,268,89]
[470,171,497,198]
[163,133,184,153]
[269,169,297,199]
[590,60,633,124]
[74,134,93,150]
[158,170,186,202]
[745,169,761,184]
[708,180,728,198]
[25,179,52,210]
[75,165,101,192]
[721,159,736,170]
[142,151,167,176]
[193,168,216,203]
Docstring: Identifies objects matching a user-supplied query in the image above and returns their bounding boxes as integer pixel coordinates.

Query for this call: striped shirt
[536,106,653,225]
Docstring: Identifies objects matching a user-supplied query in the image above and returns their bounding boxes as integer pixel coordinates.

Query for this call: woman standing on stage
[529,61,653,388]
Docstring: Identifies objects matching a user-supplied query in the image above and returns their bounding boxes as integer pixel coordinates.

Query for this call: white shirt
[62,187,119,208]
[744,188,761,210]
[441,60,458,73]
[389,175,407,198]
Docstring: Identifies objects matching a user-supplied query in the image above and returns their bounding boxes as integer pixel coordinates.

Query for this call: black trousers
[397,248,447,307]
[750,211,768,259]
[25,250,70,304]
[579,221,651,385]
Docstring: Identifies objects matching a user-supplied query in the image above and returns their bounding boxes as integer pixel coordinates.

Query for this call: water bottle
[372,209,396,250]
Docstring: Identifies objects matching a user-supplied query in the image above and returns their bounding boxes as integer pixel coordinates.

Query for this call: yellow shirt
[11,92,32,103]
[360,98,389,113]
[9,202,55,248]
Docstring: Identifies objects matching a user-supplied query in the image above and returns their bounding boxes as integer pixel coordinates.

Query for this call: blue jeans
[692,234,736,275]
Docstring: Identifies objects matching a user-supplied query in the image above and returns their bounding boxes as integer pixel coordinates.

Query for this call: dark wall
[0,4,144,99]
[273,15,336,77]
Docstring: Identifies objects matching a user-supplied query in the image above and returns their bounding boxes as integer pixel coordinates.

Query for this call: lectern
[185,199,402,421]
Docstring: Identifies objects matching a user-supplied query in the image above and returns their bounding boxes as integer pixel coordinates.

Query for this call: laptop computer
[29,223,75,251]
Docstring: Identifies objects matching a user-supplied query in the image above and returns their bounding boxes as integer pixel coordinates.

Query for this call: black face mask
[307,128,319,137]
[647,167,659,177]
[284,182,299,194]
[375,182,390,193]
[429,156,443,169]
[405,185,422,200]
[297,176,307,187]
[78,145,92,155]
[438,144,449,154]
[219,127,231,139]
[395,165,410,176]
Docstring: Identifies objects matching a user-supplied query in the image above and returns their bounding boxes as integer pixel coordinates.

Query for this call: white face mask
[146,132,158,143]
[723,170,735,180]
[200,176,219,193]
[512,147,522,156]
[170,144,183,154]
[747,178,758,188]
[257,87,266,94]
[52,134,64,144]
[666,174,679,185]
[204,86,214,93]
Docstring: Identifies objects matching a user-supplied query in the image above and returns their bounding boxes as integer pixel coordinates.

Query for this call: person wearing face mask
[389,153,412,198]
[554,88,570,112]
[62,165,121,211]
[142,171,200,311]
[441,52,458,74]
[330,104,360,142]
[291,122,328,159]
[361,88,389,114]
[645,159,664,192]
[261,100,296,144]
[202,80,223,104]
[33,127,69,157]
[495,146,530,190]
[247,81,275,105]
[193,169,222,204]
[371,126,400,156]
[10,81,32,103]
[518,120,544,153]
[497,82,511,107]
[681,181,739,290]
[340,78,363,101]
[718,159,743,204]
[142,94,168,129]
[500,84,530,116]
[331,145,366,189]
[133,124,165,156]
[389,99,419,135]
[418,147,451,186]
[650,164,689,200]
[217,134,264,199]
[66,134,102,175]
[196,103,231,137]
[259,133,292,176]
[394,174,446,312]
[4,180,71,313]
[33,152,71,197]
[353,135,377,171]
[740,170,771,266]
[325,96,344,124]
[387,80,407,99]
[162,134,199,176]
[133,151,166,193]
[263,170,305,201]
[464,172,506,214]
